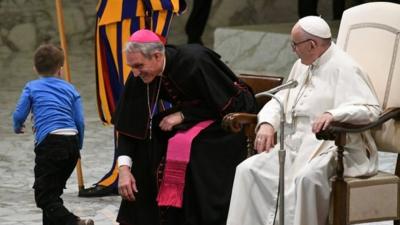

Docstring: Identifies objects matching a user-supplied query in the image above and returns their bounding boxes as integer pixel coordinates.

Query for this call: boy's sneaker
[77,218,94,225]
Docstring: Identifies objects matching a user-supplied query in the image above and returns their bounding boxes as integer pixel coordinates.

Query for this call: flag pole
[55,0,85,191]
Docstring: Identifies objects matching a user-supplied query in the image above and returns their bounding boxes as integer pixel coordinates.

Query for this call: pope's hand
[255,123,275,153]
[312,112,333,133]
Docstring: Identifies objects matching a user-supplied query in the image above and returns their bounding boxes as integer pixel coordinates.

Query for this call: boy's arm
[73,96,85,149]
[13,85,31,133]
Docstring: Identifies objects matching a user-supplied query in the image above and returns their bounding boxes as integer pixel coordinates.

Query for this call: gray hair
[124,42,165,59]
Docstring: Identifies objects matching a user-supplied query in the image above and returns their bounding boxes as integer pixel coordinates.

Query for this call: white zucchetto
[298,16,331,38]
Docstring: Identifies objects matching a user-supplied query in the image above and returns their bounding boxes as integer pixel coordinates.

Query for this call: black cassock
[114,44,257,225]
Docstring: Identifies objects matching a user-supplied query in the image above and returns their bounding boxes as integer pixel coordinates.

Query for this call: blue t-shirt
[13,76,84,149]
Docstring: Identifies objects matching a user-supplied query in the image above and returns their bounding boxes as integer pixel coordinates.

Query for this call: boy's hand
[15,124,25,134]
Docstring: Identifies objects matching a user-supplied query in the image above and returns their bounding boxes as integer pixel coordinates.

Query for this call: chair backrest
[336,2,400,153]
[336,2,400,109]
[238,74,284,111]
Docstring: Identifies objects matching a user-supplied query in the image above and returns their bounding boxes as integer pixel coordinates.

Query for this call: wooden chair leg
[332,180,348,225]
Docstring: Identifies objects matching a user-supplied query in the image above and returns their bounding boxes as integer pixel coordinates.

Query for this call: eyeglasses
[291,39,312,50]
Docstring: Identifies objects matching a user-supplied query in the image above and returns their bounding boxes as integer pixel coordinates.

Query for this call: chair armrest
[316,107,400,141]
[222,112,258,157]
[222,113,258,133]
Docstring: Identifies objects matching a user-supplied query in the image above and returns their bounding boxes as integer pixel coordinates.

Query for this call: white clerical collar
[311,42,335,69]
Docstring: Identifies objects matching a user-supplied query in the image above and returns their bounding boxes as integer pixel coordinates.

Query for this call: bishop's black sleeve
[116,133,137,159]
[180,87,256,123]
[178,49,257,123]
[222,85,257,114]
[180,102,218,122]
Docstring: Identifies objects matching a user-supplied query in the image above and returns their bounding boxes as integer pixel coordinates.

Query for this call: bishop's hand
[159,111,184,131]
[118,166,138,201]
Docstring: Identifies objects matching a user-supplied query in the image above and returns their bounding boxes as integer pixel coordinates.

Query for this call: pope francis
[226,16,381,225]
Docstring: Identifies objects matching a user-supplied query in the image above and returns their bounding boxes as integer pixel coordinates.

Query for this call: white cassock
[227,43,381,225]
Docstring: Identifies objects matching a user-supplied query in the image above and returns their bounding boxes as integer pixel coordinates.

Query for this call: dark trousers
[298,0,345,19]
[298,0,318,18]
[185,0,213,44]
[119,207,184,225]
[33,134,80,225]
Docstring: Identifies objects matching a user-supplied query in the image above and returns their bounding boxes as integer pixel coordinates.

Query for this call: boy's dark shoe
[77,218,94,225]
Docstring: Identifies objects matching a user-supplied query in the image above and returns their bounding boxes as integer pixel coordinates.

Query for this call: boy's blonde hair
[34,44,64,76]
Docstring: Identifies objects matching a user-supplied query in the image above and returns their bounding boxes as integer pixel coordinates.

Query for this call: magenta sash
[157,120,214,207]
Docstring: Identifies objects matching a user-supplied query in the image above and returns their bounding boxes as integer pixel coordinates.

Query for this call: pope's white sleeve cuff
[118,155,132,168]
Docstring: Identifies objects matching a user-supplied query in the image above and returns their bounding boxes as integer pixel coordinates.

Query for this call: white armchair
[317,2,400,224]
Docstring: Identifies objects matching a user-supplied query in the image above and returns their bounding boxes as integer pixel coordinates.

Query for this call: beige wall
[169,0,333,46]
[0,0,335,52]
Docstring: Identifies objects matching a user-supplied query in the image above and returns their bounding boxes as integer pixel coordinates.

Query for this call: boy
[13,44,93,225]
